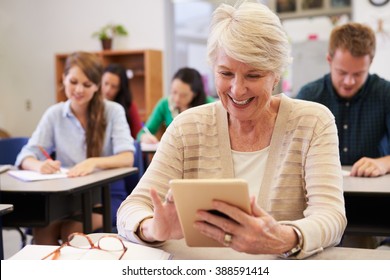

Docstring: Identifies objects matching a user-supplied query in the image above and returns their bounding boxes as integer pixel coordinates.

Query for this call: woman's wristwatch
[279,226,303,258]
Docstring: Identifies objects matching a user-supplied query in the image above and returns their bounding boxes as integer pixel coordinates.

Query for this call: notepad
[141,142,159,152]
[8,168,69,182]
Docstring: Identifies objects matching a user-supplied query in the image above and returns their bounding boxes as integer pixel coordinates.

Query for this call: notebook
[7,168,69,181]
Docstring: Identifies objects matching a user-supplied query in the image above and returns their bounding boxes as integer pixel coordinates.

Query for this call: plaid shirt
[296,73,390,165]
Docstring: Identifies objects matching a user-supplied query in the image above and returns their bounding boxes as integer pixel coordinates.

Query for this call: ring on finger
[164,195,174,204]
[223,232,233,247]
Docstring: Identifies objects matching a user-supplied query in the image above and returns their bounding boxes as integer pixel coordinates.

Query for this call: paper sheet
[7,168,69,181]
[141,142,159,152]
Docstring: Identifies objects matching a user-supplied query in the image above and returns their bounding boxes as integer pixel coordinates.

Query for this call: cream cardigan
[117,94,347,259]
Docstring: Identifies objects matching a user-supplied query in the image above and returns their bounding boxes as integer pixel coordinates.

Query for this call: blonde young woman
[117,2,346,259]
[16,52,135,245]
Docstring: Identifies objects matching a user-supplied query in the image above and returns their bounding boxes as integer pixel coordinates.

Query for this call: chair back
[0,137,29,165]
[124,140,145,195]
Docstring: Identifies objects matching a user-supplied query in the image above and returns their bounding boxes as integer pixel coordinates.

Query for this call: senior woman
[117,1,346,259]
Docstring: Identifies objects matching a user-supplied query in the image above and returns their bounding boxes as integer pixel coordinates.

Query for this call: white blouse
[232,146,270,198]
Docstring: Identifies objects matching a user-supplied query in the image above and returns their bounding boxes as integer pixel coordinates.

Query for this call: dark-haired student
[102,63,143,139]
[137,67,215,144]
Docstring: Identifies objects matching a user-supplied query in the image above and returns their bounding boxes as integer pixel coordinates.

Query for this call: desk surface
[7,238,390,260]
[163,239,390,260]
[342,166,390,194]
[0,167,137,193]
[0,204,13,216]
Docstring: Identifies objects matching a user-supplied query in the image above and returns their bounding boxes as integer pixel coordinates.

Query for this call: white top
[232,146,270,198]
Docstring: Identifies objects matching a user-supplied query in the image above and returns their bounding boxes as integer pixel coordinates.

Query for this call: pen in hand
[38,146,61,173]
[38,146,53,160]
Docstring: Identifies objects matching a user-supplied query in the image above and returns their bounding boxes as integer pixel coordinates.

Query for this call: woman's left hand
[68,158,98,177]
[194,197,294,254]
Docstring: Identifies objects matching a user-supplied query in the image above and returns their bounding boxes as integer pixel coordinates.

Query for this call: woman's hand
[22,157,61,174]
[139,188,183,242]
[141,133,159,144]
[68,158,99,177]
[193,197,297,254]
[39,159,62,174]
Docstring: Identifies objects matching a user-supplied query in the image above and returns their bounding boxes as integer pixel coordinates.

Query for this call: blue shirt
[296,73,390,165]
[16,99,135,167]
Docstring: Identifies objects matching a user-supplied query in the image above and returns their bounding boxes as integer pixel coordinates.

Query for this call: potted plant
[92,23,128,50]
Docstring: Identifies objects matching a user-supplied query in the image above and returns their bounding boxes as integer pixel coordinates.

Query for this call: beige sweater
[117,94,347,259]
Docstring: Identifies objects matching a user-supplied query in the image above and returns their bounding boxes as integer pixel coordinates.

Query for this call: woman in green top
[137,67,215,143]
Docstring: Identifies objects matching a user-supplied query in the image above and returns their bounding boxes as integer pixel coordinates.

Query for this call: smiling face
[214,51,279,122]
[328,48,371,99]
[101,72,120,101]
[63,65,99,112]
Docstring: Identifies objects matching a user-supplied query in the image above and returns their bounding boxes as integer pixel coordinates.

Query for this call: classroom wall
[353,1,390,80]
[0,0,168,137]
[282,2,390,96]
[1,0,389,137]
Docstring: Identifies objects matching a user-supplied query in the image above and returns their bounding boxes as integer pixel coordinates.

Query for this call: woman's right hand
[139,188,183,242]
[141,133,159,144]
[39,159,61,174]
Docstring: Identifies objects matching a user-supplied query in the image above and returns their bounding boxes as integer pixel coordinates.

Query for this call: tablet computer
[170,178,251,247]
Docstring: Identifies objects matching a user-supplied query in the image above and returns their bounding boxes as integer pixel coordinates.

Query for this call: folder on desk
[7,168,69,182]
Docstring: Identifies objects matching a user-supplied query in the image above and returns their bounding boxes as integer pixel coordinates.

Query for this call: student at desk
[296,23,390,178]
[296,23,390,249]
[137,67,215,144]
[15,52,135,245]
[118,2,346,259]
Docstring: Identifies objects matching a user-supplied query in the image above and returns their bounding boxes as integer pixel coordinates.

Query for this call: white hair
[207,1,292,75]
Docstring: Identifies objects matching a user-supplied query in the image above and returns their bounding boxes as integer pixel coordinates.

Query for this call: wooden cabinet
[55,49,163,122]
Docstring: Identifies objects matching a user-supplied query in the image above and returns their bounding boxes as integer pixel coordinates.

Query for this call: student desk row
[0,167,137,234]
[0,165,387,239]
[342,167,390,236]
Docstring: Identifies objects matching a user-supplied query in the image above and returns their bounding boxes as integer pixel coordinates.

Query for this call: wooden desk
[342,166,390,236]
[0,204,13,260]
[0,167,137,233]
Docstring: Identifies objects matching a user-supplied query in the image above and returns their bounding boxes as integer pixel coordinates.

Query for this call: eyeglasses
[42,232,128,260]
